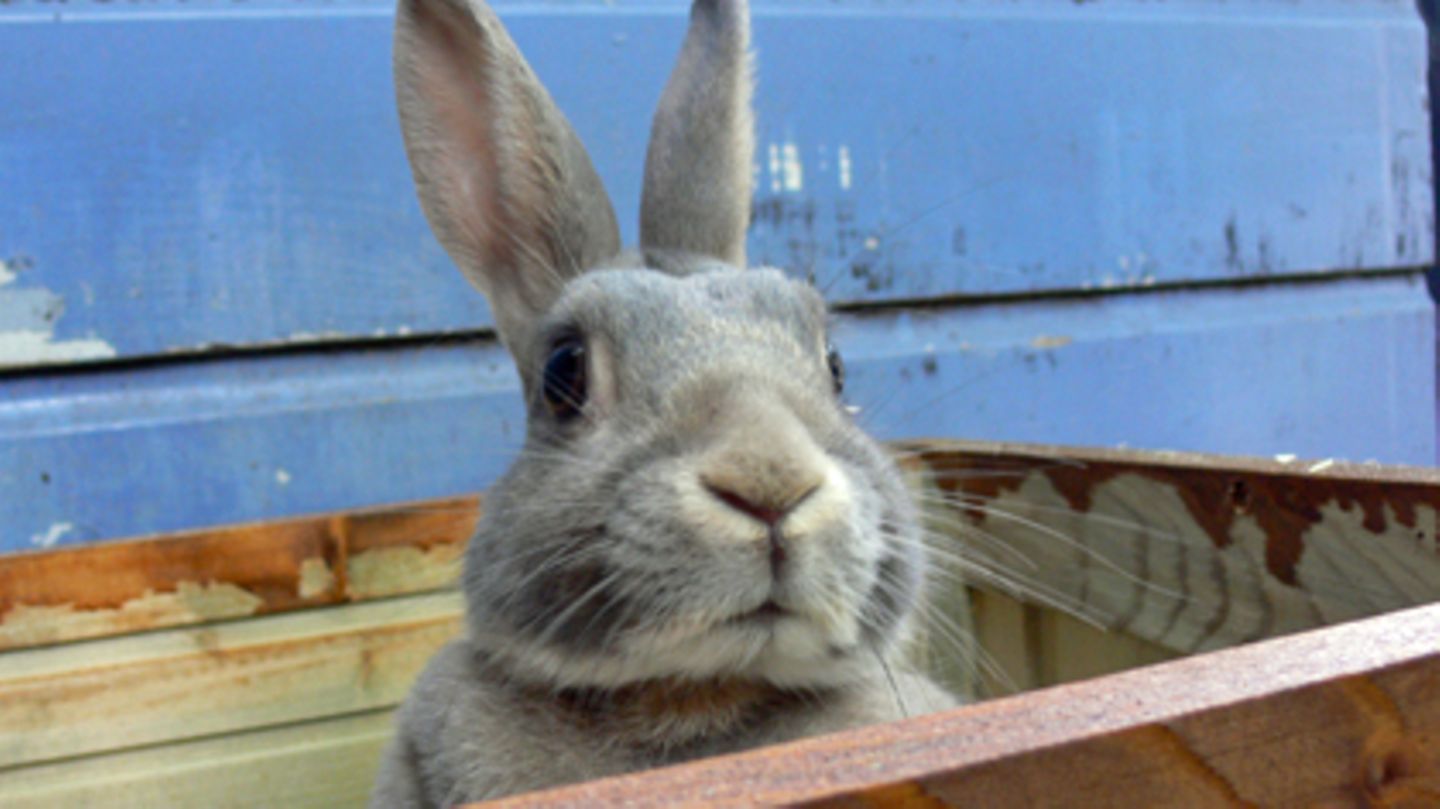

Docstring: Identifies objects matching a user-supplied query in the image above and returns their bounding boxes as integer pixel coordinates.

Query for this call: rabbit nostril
[707,484,786,525]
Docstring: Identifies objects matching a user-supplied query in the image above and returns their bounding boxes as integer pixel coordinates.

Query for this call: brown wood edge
[0,495,479,651]
[472,601,1440,808]
[4,439,1436,652]
[894,437,1440,484]
[902,439,1440,590]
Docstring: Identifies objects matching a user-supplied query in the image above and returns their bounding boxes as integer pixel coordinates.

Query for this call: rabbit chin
[481,607,892,692]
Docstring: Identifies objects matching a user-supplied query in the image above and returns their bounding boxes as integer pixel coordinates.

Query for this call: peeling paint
[1030,335,1073,350]
[275,468,292,486]
[0,582,264,650]
[0,331,118,368]
[838,145,853,191]
[30,523,75,549]
[781,141,804,193]
[297,558,335,600]
[929,458,1440,655]
[347,544,462,600]
[0,280,117,368]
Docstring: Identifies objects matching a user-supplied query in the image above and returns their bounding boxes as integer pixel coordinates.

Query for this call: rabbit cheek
[513,558,635,653]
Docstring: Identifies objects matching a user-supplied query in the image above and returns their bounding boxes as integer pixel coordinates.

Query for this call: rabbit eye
[542,336,588,421]
[826,343,845,396]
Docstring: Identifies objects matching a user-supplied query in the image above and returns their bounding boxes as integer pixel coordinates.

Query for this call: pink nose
[706,484,789,526]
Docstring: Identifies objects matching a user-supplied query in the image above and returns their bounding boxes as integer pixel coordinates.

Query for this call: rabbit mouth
[724,599,790,626]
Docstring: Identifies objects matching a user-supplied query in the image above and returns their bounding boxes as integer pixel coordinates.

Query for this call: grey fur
[375,1,956,805]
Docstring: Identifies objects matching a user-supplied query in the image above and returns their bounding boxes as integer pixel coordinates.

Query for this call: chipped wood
[469,601,1440,808]
[0,496,477,650]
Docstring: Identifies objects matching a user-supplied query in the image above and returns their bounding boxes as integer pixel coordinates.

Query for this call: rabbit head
[395,0,926,693]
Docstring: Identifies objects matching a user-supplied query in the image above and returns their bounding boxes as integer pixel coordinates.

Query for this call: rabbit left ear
[394,0,621,351]
[640,0,755,269]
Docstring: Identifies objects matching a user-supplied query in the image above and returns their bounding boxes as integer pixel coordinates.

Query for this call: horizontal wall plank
[1,274,1431,553]
[473,601,1440,808]
[0,0,1428,366]
[0,709,393,809]
[0,592,461,769]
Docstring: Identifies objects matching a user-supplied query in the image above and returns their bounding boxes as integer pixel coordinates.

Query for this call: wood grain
[470,601,1440,808]
[0,709,395,809]
[0,592,461,768]
[904,440,1440,656]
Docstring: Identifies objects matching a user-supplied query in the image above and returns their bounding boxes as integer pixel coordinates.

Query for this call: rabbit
[371,0,958,804]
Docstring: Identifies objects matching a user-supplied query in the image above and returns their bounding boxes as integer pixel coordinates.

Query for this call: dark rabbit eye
[826,343,845,395]
[542,337,588,421]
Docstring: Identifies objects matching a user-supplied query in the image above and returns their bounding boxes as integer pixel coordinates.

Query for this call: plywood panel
[910,439,1440,656]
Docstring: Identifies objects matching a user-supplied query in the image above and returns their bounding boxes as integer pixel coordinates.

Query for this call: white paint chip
[782,141,804,193]
[0,264,16,287]
[31,522,75,549]
[1274,453,1298,464]
[0,330,117,369]
[1308,459,1336,473]
[275,468,292,486]
[1031,335,1074,350]
[767,143,782,194]
[838,145,853,190]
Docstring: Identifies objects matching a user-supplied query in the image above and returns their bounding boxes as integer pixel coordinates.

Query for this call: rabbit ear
[395,0,621,349]
[640,0,755,268]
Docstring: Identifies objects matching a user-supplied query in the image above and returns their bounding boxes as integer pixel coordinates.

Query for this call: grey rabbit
[371,0,957,803]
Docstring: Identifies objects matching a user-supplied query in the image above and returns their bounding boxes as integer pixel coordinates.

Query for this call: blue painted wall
[0,0,1434,552]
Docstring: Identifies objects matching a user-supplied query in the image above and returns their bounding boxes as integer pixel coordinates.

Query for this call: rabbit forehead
[552,267,828,357]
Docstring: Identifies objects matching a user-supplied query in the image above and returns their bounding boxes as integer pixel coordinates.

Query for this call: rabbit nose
[703,480,819,572]
[704,482,817,527]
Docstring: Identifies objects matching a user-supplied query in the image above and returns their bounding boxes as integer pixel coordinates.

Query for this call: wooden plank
[966,588,1175,696]
[0,497,475,650]
[0,709,394,809]
[0,0,1428,365]
[4,274,1431,555]
[0,592,461,768]
[904,439,1440,656]
[469,601,1440,808]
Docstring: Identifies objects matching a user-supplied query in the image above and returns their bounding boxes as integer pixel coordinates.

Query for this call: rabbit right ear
[394,0,621,350]
[640,0,755,269]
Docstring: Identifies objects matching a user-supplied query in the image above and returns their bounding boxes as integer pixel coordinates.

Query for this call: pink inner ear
[401,0,510,274]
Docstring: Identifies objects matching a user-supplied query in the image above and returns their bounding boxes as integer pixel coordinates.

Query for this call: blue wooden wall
[1,0,1434,553]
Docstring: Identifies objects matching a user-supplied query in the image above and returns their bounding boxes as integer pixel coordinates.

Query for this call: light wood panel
[0,592,461,768]
[0,709,394,809]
